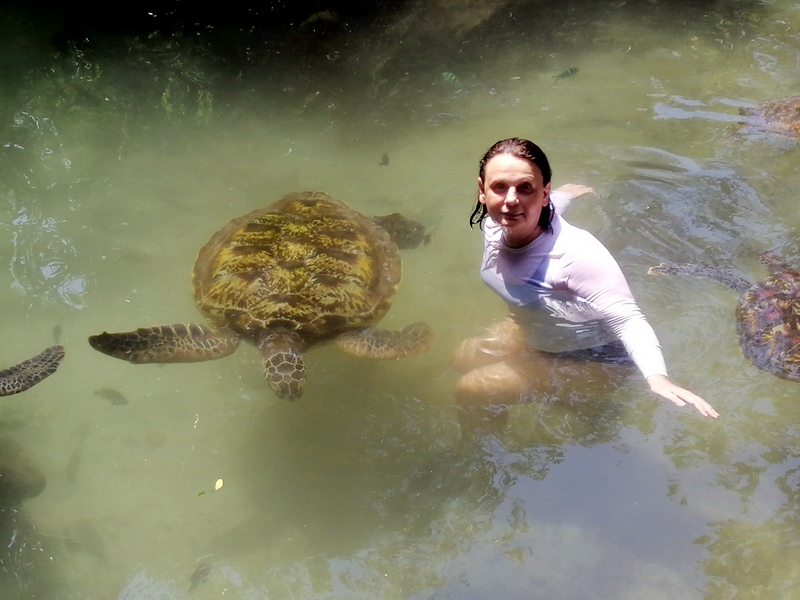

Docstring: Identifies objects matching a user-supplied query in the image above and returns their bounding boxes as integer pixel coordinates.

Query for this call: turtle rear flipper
[336,321,433,359]
[0,345,65,397]
[89,324,239,363]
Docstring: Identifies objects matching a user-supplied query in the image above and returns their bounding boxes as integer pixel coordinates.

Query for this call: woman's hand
[554,184,596,199]
[646,374,719,418]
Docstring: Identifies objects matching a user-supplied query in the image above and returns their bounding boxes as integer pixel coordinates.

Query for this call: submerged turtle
[0,346,65,397]
[89,192,433,399]
[737,96,800,139]
[648,251,800,381]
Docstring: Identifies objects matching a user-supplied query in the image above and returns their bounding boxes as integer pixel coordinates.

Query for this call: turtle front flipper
[0,345,65,397]
[258,333,307,400]
[371,213,430,249]
[89,324,239,363]
[336,321,433,359]
[648,262,752,295]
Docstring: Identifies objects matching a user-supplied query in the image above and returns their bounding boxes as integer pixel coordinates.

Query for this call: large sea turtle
[88,191,433,399]
[0,346,65,397]
[648,251,800,382]
[737,96,800,139]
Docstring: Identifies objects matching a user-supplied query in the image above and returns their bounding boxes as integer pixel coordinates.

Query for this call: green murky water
[2,1,800,598]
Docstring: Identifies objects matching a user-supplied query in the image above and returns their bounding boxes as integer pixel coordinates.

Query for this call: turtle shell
[192,191,401,344]
[736,266,800,381]
[740,96,800,138]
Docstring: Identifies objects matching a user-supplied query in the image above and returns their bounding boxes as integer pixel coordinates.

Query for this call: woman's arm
[563,229,719,418]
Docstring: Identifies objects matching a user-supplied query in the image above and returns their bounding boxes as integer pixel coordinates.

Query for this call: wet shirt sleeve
[558,228,668,379]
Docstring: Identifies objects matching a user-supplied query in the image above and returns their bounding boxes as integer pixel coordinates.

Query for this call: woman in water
[454,138,718,419]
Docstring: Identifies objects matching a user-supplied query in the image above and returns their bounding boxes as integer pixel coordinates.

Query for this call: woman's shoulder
[554,217,615,259]
[556,216,600,242]
[482,217,503,242]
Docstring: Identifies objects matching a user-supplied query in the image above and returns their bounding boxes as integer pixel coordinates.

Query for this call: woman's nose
[505,188,519,204]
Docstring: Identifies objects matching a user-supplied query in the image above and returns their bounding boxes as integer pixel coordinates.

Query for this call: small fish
[300,90,320,109]
[93,387,129,406]
[65,421,91,483]
[63,518,107,564]
[299,9,339,29]
[441,71,459,85]
[554,67,579,80]
[379,152,390,166]
[188,562,212,591]
[65,443,84,483]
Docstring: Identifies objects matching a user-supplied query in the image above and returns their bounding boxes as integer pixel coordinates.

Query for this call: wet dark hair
[469,138,554,231]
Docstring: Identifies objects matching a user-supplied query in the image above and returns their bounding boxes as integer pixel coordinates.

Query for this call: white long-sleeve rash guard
[479,190,668,380]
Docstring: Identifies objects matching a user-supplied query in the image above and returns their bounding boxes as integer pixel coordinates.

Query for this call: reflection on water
[4,204,87,309]
[2,0,800,598]
[599,145,782,263]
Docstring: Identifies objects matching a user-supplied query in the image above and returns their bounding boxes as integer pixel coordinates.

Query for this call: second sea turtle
[649,251,800,382]
[88,192,432,399]
[737,96,800,139]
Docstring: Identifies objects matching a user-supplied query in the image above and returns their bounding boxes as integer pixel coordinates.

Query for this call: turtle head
[259,332,306,400]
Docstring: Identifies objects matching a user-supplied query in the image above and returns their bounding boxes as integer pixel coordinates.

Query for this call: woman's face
[478,153,551,248]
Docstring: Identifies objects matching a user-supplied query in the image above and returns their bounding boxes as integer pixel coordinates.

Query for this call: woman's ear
[477,177,486,203]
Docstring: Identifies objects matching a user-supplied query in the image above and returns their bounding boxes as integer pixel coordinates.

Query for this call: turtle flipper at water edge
[0,346,65,396]
[88,324,240,363]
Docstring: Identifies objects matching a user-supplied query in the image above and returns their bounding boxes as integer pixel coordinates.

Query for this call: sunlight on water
[2,1,800,598]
